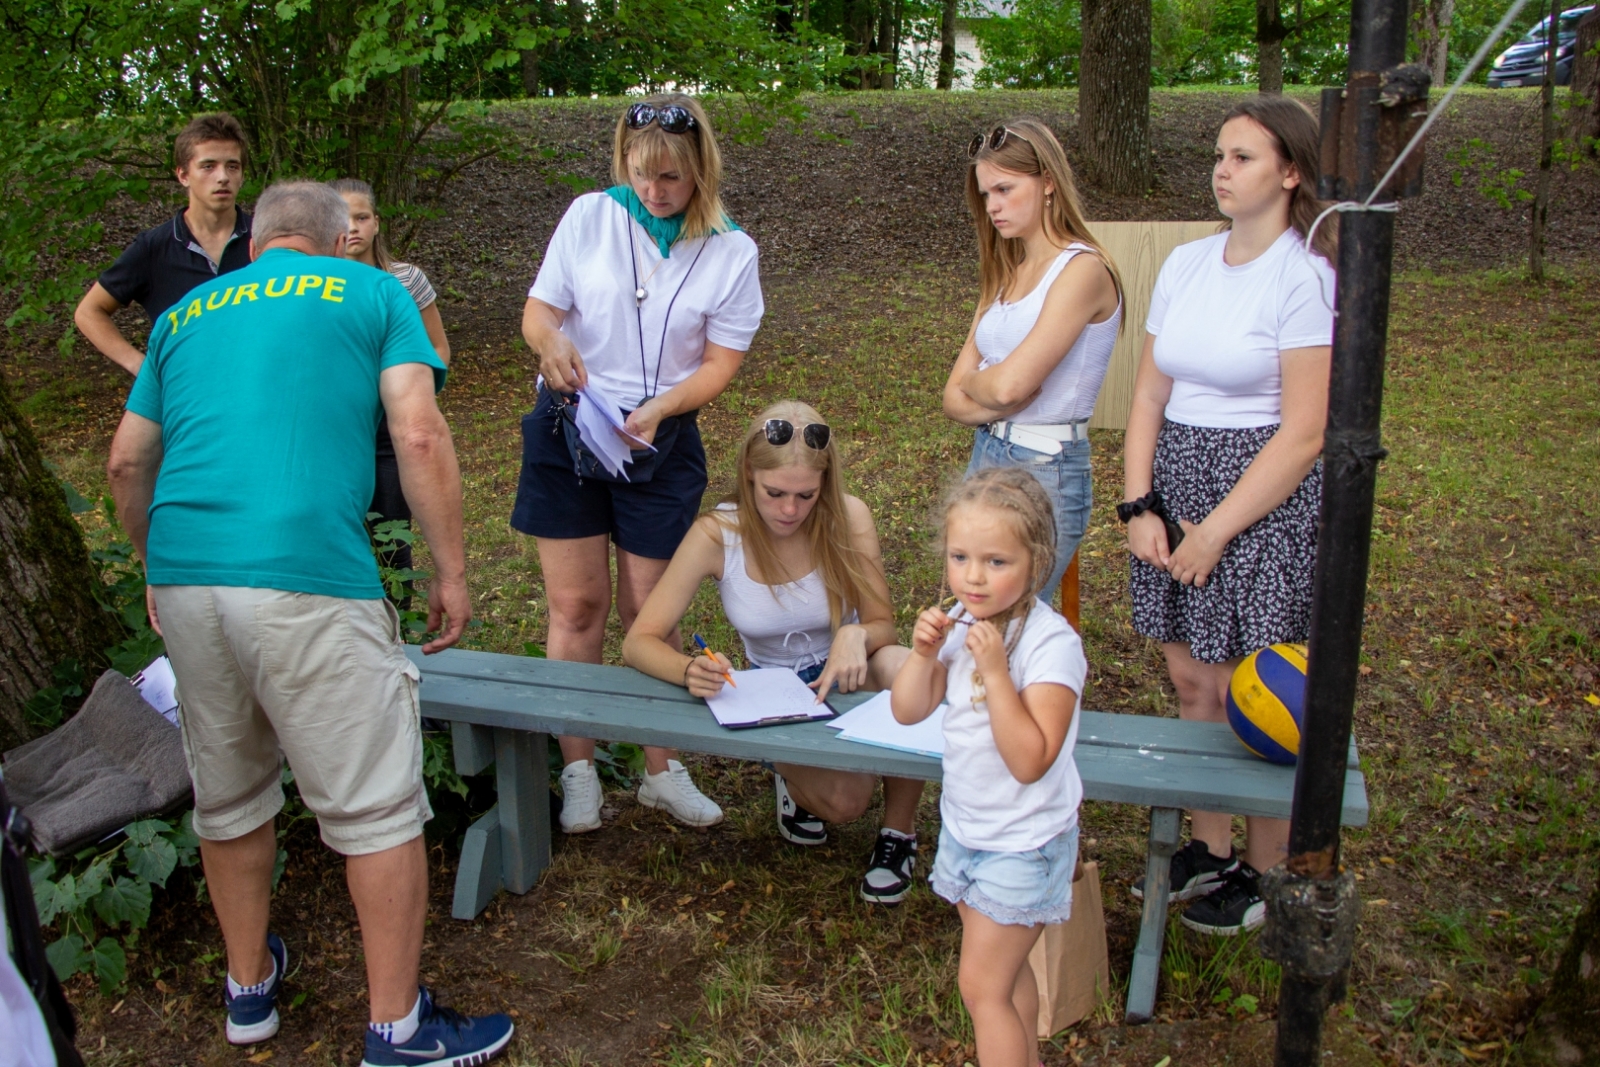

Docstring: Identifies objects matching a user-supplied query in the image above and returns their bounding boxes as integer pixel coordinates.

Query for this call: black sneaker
[1180,862,1266,936]
[775,773,827,846]
[859,830,918,905]
[1130,840,1238,902]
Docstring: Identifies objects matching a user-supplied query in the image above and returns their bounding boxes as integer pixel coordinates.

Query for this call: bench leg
[1126,806,1182,1024]
[494,728,551,895]
[451,804,503,920]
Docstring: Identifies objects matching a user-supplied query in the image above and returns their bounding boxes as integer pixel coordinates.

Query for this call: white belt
[985,419,1090,455]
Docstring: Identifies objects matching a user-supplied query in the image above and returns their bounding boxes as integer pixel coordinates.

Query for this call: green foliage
[1447,136,1535,209]
[971,0,1353,89]
[30,814,202,993]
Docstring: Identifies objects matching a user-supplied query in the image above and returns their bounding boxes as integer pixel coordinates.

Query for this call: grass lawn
[34,262,1600,1066]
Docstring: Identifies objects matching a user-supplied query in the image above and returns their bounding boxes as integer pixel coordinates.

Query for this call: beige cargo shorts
[153,586,434,856]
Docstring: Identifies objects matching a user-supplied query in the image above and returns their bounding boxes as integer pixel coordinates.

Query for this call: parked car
[1488,5,1594,87]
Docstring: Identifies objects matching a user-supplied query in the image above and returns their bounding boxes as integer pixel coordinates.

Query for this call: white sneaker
[559,760,603,833]
[637,760,724,827]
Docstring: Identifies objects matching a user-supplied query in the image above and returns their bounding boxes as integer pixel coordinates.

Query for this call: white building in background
[902,0,1012,89]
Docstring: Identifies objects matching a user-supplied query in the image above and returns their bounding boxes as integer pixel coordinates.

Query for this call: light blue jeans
[966,427,1092,598]
[930,823,1080,926]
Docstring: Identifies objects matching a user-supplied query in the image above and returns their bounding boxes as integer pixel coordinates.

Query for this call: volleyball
[1226,643,1309,765]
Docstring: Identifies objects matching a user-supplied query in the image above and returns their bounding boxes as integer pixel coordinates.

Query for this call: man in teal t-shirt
[106,182,513,1063]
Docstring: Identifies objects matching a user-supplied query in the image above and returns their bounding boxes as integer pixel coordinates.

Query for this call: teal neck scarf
[605,184,740,258]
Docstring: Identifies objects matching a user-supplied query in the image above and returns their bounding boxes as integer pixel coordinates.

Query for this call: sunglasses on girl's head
[626,103,699,135]
[764,419,831,450]
[968,125,1034,157]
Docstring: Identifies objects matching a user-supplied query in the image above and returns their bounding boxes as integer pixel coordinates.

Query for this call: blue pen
[692,633,736,688]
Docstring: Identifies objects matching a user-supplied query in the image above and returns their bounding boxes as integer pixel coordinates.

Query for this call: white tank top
[714,506,851,671]
[973,244,1122,425]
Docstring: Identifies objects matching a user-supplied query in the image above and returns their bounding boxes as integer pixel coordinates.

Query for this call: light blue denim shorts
[930,823,1079,927]
[967,427,1092,597]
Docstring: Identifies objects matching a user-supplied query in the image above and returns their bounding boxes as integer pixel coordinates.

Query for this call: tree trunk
[1529,0,1559,280]
[0,372,123,750]
[1080,0,1151,195]
[937,0,958,89]
[1257,0,1287,92]
[1518,877,1600,1066]
[1412,0,1454,88]
[1572,9,1600,154]
[521,49,542,96]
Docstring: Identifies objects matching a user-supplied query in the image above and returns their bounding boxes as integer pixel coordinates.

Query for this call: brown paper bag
[1027,860,1110,1037]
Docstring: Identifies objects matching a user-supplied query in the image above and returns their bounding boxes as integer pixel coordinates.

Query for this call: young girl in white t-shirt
[892,467,1087,1067]
[1119,96,1336,938]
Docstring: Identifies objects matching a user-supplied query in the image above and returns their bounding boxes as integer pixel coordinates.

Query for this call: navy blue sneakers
[224,932,287,1045]
[360,988,515,1067]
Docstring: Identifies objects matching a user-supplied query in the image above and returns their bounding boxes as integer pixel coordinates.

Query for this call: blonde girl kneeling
[625,401,925,904]
[892,468,1087,1067]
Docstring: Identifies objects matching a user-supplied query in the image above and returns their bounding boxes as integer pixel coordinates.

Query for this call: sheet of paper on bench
[826,690,946,759]
[705,668,835,728]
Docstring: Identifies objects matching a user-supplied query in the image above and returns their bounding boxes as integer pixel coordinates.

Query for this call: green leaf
[34,874,74,926]
[170,811,201,867]
[124,819,171,847]
[91,937,127,993]
[92,876,153,929]
[46,934,91,981]
[125,835,178,888]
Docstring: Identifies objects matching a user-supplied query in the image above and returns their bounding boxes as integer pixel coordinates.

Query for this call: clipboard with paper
[704,669,836,729]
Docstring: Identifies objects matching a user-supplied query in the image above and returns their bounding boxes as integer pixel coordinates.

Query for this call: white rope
[1303,0,1539,264]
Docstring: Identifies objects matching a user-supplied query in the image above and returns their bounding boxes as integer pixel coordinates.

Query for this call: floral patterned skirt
[1129,421,1322,664]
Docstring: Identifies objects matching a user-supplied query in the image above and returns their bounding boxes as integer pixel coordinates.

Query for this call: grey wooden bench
[406,646,1368,1024]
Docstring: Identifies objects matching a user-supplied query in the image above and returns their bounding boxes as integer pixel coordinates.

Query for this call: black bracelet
[1117,490,1162,524]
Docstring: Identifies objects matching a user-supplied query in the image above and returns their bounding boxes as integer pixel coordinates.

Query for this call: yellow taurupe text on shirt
[163,275,348,337]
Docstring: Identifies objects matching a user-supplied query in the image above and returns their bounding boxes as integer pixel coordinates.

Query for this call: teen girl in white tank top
[714,503,857,673]
[944,120,1124,600]
[625,401,926,905]
[974,243,1121,425]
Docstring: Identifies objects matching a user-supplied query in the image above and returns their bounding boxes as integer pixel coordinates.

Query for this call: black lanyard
[629,225,711,406]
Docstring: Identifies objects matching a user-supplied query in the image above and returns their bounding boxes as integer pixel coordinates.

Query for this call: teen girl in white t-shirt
[624,401,925,904]
[893,467,1087,1067]
[943,119,1123,597]
[1119,96,1336,938]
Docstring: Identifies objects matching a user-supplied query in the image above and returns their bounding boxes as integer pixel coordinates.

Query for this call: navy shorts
[509,389,707,560]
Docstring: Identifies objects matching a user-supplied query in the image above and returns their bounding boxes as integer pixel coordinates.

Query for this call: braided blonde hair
[937,467,1058,669]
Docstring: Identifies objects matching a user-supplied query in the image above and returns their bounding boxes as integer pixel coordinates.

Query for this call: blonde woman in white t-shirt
[942,118,1123,597]
[624,401,925,905]
[516,94,765,835]
[1119,96,1336,938]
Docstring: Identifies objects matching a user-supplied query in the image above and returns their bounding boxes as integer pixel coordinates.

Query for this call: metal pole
[1263,2,1423,1064]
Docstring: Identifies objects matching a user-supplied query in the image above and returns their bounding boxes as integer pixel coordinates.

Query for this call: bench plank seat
[410,648,1367,825]
[407,646,1369,1024]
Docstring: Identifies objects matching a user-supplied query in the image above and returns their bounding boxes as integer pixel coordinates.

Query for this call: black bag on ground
[3,775,85,1067]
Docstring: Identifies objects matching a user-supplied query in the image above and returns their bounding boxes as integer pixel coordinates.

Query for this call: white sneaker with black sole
[859,829,918,905]
[774,773,827,845]
[1130,839,1239,902]
[637,759,724,827]
[558,759,603,834]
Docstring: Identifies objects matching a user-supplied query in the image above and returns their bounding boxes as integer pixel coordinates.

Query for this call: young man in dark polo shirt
[74,113,253,376]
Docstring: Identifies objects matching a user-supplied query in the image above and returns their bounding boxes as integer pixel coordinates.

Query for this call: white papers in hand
[705,669,835,729]
[133,655,180,726]
[575,383,654,479]
[826,690,945,759]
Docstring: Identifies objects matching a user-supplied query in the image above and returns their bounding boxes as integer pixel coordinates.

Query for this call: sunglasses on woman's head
[968,126,1034,157]
[626,103,698,135]
[764,419,830,450]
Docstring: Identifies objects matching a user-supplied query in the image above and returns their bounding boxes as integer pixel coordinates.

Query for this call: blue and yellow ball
[1226,643,1309,765]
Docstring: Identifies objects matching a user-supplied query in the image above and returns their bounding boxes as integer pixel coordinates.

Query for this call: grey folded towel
[2,670,192,855]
